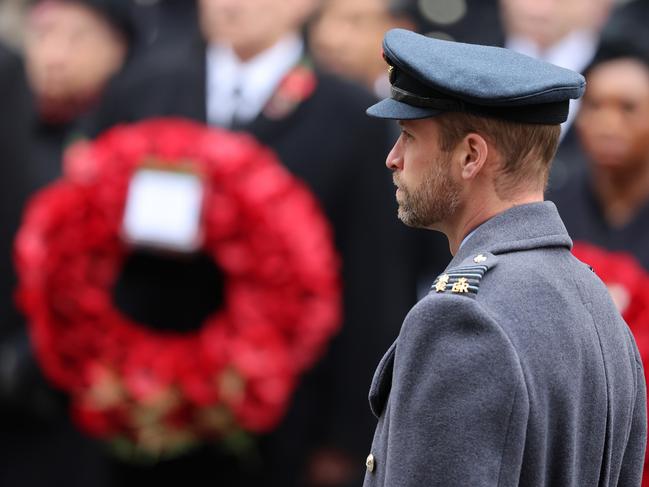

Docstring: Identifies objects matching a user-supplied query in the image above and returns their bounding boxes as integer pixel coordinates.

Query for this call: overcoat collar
[448,201,572,269]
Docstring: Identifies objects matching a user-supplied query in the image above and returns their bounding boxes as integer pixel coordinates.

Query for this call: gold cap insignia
[387,64,395,83]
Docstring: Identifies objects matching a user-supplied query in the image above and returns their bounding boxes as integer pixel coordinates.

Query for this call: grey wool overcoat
[363,202,646,486]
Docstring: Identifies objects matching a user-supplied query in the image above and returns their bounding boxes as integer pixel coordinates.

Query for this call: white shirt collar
[505,30,598,137]
[205,33,304,127]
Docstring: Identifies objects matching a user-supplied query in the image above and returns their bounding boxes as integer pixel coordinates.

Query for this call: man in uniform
[362,28,646,486]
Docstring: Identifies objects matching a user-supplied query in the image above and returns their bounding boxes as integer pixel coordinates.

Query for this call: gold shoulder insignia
[431,252,498,297]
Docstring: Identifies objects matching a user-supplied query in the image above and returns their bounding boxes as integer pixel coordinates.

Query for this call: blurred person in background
[602,0,649,48]
[0,2,134,486]
[499,0,615,190]
[0,40,111,487]
[310,0,502,69]
[309,0,415,98]
[549,40,649,270]
[84,0,423,486]
[0,0,29,49]
[501,0,613,69]
[394,0,502,45]
[24,0,133,186]
[308,0,451,300]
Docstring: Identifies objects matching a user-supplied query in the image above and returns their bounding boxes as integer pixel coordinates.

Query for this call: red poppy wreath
[15,118,342,458]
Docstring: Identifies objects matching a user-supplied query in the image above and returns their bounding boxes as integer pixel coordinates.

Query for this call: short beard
[395,154,462,229]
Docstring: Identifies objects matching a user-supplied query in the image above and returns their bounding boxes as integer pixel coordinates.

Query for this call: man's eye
[401,130,413,140]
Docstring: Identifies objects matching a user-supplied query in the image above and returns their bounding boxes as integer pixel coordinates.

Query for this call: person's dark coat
[0,43,113,487]
[550,168,649,271]
[0,44,32,342]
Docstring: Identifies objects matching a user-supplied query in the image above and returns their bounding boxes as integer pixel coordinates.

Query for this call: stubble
[394,154,462,229]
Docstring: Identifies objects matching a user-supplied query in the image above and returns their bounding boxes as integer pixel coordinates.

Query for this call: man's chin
[397,207,444,231]
[397,208,424,228]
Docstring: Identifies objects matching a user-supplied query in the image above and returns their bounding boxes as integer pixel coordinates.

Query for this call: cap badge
[387,64,395,83]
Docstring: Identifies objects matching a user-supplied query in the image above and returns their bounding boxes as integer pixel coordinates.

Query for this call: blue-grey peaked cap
[367,29,586,124]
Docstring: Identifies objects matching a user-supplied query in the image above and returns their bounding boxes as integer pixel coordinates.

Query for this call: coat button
[366,453,376,473]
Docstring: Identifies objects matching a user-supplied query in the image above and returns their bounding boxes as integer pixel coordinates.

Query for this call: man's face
[25,1,127,104]
[199,0,316,57]
[577,58,649,171]
[386,119,462,228]
[500,0,612,49]
[309,0,408,86]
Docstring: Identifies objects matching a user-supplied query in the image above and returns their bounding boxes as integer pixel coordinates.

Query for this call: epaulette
[431,252,498,297]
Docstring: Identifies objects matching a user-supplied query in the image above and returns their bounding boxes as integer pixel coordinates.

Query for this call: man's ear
[457,133,489,181]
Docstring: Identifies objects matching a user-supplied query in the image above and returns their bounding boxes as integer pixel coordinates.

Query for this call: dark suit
[0,44,32,342]
[85,38,441,486]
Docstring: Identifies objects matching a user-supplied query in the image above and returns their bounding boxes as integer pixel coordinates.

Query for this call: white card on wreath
[122,168,204,252]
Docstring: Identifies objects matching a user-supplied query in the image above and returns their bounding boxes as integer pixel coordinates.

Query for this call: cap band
[391,86,466,112]
[388,83,569,124]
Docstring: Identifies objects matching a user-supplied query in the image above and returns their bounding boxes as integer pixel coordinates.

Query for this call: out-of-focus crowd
[1,1,649,486]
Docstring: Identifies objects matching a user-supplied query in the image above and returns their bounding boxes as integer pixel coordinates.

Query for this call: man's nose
[385,135,404,171]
